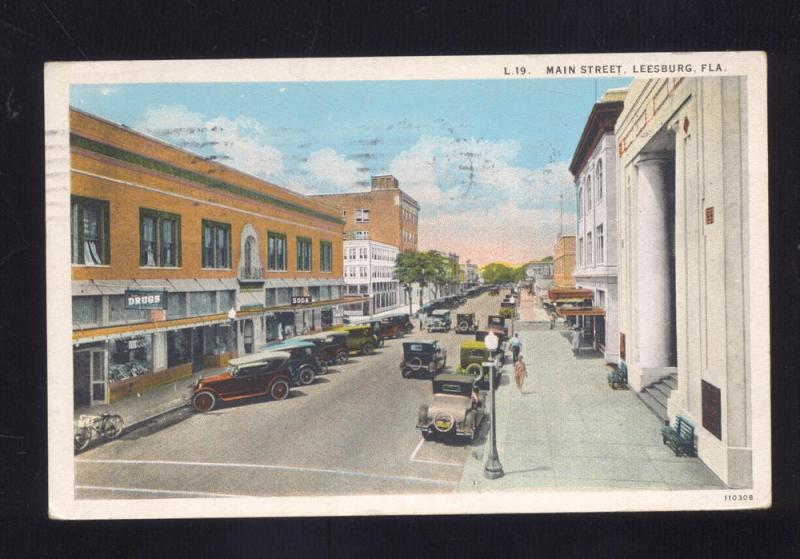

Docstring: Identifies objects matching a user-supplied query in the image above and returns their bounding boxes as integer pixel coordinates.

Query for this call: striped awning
[556,306,606,317]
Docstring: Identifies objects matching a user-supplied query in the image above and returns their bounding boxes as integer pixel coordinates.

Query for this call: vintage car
[190,351,292,412]
[456,340,502,385]
[426,309,452,333]
[499,302,516,319]
[295,332,350,366]
[488,286,500,296]
[486,314,509,337]
[475,330,507,364]
[455,313,478,334]
[256,340,325,385]
[417,374,485,441]
[382,313,414,335]
[333,324,380,355]
[400,339,447,378]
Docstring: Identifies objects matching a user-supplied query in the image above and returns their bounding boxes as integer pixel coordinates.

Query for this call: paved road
[75,291,510,499]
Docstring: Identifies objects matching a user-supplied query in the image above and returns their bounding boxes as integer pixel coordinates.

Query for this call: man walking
[509,332,522,364]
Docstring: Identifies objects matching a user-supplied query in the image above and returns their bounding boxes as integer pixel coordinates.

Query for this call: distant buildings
[551,236,576,288]
[462,259,481,286]
[312,175,420,316]
[616,77,752,488]
[569,87,627,364]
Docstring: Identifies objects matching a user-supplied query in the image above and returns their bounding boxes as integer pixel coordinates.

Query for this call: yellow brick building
[70,108,357,406]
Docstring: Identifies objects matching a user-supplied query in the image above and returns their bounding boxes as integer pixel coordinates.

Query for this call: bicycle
[74,412,124,452]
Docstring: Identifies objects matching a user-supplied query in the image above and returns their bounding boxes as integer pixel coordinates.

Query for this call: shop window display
[109,334,153,383]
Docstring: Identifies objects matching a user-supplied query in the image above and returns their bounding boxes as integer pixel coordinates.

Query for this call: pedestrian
[514,355,528,393]
[418,311,425,332]
[549,314,556,330]
[571,326,581,355]
[509,332,522,363]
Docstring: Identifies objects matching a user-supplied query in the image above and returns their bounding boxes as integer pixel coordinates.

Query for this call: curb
[121,401,191,436]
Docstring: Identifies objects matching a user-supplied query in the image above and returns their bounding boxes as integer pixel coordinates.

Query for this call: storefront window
[213,324,231,353]
[319,286,330,300]
[310,286,320,300]
[109,295,151,324]
[167,292,186,319]
[266,288,276,307]
[218,290,235,313]
[72,296,102,328]
[109,334,153,383]
[190,291,216,316]
[167,329,192,367]
[276,288,290,305]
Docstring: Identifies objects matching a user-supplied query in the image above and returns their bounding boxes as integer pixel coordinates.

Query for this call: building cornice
[568,101,625,178]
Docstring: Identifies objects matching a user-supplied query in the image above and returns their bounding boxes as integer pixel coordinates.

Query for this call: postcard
[45,51,770,518]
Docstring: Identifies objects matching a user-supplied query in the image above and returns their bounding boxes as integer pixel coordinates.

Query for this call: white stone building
[616,77,753,487]
[569,88,626,364]
[342,239,403,316]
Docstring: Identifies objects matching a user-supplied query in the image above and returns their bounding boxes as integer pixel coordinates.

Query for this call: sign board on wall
[291,295,312,306]
[124,289,167,310]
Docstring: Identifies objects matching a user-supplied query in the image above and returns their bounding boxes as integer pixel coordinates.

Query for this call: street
[75,292,507,499]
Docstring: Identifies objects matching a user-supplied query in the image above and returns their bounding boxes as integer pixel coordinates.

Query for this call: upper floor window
[267,232,287,271]
[202,220,231,269]
[577,188,582,218]
[319,241,333,272]
[296,237,312,272]
[586,232,593,266]
[355,209,370,223]
[355,231,369,240]
[596,225,604,263]
[71,196,110,265]
[596,160,603,202]
[586,176,592,210]
[141,209,181,267]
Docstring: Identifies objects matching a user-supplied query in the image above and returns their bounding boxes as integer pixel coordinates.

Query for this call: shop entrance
[243,319,254,353]
[74,348,107,407]
[191,328,204,372]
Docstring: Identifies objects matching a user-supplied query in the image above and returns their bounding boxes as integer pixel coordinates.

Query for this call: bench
[607,362,627,389]
[660,416,696,457]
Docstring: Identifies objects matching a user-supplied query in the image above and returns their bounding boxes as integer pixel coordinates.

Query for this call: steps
[636,373,678,424]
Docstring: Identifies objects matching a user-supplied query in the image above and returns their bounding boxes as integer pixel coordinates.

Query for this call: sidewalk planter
[108,362,192,403]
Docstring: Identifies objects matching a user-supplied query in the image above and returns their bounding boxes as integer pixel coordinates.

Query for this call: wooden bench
[660,416,696,457]
[607,362,627,389]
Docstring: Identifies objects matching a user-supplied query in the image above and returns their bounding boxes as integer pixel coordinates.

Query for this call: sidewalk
[74,367,223,432]
[517,290,550,323]
[460,323,725,491]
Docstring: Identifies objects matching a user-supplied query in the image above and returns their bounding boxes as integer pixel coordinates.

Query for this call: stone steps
[635,372,678,425]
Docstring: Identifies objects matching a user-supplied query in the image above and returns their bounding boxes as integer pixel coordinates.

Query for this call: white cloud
[304,148,368,192]
[204,115,284,178]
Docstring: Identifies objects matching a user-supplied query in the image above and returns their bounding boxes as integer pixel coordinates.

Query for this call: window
[586,176,592,210]
[586,232,593,265]
[140,209,180,267]
[577,188,583,218]
[268,232,287,271]
[359,266,367,278]
[596,225,604,263]
[596,160,603,201]
[359,247,367,259]
[202,220,231,269]
[320,241,333,272]
[166,293,186,319]
[296,237,312,271]
[72,296,102,328]
[218,290,235,313]
[190,291,217,316]
[109,295,150,324]
[355,231,369,240]
[578,238,584,267]
[71,196,110,265]
[355,209,370,223]
[266,288,277,307]
[276,288,290,305]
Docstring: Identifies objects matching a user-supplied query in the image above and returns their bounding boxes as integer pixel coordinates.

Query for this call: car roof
[228,350,291,366]
[259,340,315,351]
[433,373,474,384]
[296,333,330,341]
[431,309,450,315]
[403,339,437,346]
[338,324,370,331]
[461,340,487,350]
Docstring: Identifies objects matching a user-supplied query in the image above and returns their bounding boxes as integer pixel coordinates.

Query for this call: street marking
[76,458,458,486]
[76,485,246,498]
[408,437,465,467]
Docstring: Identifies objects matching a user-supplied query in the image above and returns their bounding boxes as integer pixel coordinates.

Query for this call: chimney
[371,175,399,191]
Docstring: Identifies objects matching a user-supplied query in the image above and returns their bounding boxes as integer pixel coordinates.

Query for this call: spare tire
[408,356,423,371]
[465,362,484,380]
[458,321,469,332]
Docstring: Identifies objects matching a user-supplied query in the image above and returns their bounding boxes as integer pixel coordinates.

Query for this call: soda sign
[291,295,311,305]
[125,289,167,310]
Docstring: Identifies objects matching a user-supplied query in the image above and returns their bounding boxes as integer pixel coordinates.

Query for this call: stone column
[635,155,675,371]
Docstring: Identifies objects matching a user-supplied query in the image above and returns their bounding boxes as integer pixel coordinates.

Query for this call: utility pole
[559,194,563,239]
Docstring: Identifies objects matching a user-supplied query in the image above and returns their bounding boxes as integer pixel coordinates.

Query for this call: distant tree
[542,256,553,262]
[395,251,425,315]
[481,262,518,284]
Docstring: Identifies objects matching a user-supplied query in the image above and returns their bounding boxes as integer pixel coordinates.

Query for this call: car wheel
[74,427,91,452]
[421,430,435,441]
[298,366,316,386]
[362,342,375,355]
[100,415,124,440]
[192,391,216,412]
[269,379,290,400]
[401,367,413,379]
[458,321,469,332]
[336,349,349,364]
[465,363,484,380]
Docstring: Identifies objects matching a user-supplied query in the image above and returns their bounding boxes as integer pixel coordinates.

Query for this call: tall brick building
[312,176,419,316]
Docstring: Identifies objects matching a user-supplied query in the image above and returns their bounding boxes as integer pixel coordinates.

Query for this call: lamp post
[483,331,504,479]
[227,307,237,356]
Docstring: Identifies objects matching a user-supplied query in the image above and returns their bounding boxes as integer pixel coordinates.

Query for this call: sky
[71,77,631,266]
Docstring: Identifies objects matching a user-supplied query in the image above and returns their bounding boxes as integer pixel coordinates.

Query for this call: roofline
[568,100,625,177]
[69,106,344,220]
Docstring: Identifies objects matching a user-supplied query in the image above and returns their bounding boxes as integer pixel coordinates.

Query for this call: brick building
[551,235,576,288]
[70,108,355,407]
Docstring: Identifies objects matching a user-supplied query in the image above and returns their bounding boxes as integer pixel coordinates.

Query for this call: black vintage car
[382,313,414,335]
[455,313,478,334]
[257,340,326,386]
[486,314,508,337]
[400,339,447,379]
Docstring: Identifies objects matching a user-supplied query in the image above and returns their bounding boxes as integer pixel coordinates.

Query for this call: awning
[548,287,593,302]
[196,278,226,291]
[292,279,312,287]
[556,306,606,317]
[132,279,175,293]
[72,281,103,297]
[168,279,206,292]
[264,279,290,288]
[555,297,591,304]
[237,290,264,309]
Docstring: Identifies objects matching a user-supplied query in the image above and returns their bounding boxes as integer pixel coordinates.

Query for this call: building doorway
[191,328,204,372]
[74,347,107,407]
[243,319,254,353]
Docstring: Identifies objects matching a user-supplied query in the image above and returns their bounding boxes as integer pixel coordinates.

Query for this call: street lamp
[227,307,237,356]
[483,331,504,479]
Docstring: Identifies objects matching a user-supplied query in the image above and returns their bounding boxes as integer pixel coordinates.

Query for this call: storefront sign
[125,289,167,310]
[291,295,312,305]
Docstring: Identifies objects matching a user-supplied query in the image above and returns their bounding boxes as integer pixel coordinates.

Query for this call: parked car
[333,324,380,355]
[488,286,500,296]
[427,309,452,333]
[475,330,507,364]
[400,339,447,378]
[190,351,293,412]
[417,374,485,442]
[295,332,350,366]
[371,319,407,344]
[486,314,508,337]
[456,340,501,386]
[256,340,325,385]
[382,313,414,335]
[455,313,478,334]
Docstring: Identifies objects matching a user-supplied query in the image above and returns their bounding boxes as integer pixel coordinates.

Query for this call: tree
[481,262,518,285]
[395,251,425,315]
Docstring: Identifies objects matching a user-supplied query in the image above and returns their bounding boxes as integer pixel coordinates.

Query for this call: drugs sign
[125,289,167,310]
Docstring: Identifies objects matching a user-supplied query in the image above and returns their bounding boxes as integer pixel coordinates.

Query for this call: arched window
[577,187,582,217]
[586,175,592,210]
[244,235,256,276]
[596,159,603,202]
